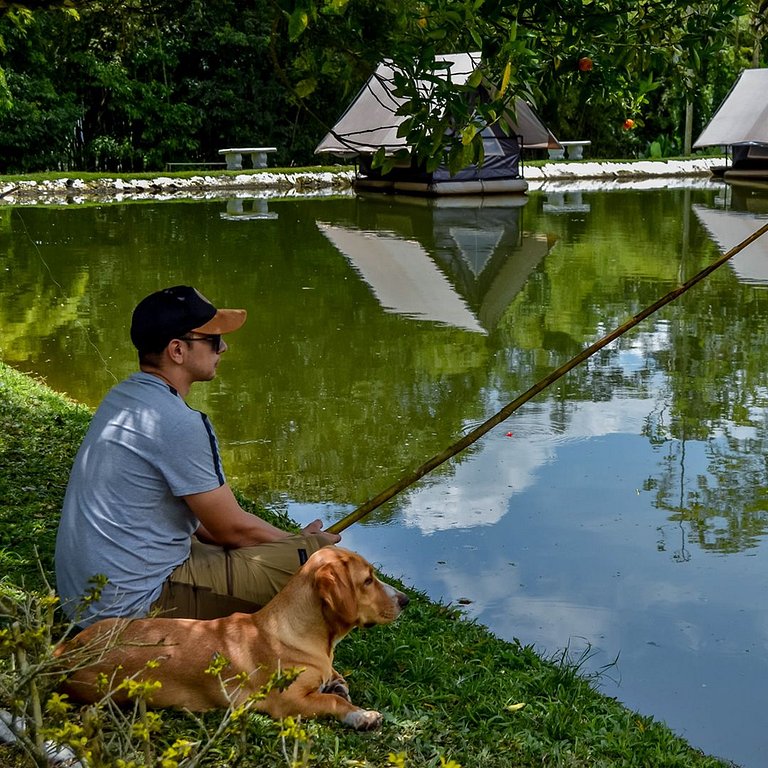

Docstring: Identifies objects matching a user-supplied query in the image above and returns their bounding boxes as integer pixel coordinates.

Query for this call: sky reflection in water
[324,409,768,768]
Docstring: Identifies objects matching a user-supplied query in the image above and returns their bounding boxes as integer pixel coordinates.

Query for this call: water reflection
[693,185,768,286]
[542,189,591,214]
[4,184,768,766]
[220,197,279,221]
[317,195,553,334]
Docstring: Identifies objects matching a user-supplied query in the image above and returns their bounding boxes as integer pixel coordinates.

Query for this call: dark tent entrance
[355,123,525,195]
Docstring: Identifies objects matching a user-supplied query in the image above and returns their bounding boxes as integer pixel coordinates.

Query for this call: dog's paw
[343,708,383,731]
[320,677,350,701]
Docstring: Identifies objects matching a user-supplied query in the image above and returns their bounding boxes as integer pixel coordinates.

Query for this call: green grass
[0,361,736,767]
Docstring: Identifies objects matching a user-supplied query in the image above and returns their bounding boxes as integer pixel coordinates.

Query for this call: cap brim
[193,308,247,335]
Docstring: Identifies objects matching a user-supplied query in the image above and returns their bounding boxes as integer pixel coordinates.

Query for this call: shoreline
[0,157,726,206]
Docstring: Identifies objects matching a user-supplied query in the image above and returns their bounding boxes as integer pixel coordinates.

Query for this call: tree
[275,0,749,163]
[0,0,758,171]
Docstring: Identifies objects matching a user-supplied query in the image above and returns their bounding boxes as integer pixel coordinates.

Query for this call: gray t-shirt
[55,372,225,626]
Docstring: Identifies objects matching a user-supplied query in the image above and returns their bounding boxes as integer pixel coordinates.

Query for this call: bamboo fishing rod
[327,220,768,535]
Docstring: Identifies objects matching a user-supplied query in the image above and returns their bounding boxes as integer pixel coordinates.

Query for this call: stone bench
[548,140,592,161]
[218,147,277,171]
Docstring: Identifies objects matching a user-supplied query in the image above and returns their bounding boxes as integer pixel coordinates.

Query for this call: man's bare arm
[184,484,340,547]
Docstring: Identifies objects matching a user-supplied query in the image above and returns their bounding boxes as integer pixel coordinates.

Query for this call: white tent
[315,53,559,195]
[694,69,768,149]
[316,53,558,157]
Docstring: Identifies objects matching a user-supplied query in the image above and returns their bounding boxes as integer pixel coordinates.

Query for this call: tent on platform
[314,52,560,196]
[693,68,768,180]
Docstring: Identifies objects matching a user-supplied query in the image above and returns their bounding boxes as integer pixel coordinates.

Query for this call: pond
[3,178,768,767]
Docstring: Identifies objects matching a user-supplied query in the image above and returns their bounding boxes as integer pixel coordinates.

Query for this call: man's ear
[166,338,186,363]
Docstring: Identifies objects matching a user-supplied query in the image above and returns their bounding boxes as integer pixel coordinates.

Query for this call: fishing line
[11,208,118,384]
[328,220,768,535]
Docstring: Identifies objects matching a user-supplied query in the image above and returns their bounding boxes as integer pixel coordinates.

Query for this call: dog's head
[311,547,409,631]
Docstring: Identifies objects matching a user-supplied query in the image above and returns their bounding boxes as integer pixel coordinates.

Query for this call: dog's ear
[314,560,358,626]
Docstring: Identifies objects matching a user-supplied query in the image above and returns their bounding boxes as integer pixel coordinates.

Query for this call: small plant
[646,133,680,159]
[0,578,303,768]
[0,578,61,767]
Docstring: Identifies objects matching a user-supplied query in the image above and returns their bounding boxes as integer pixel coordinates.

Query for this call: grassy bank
[0,361,735,767]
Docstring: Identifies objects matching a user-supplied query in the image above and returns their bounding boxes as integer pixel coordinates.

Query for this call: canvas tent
[694,68,768,179]
[315,52,560,196]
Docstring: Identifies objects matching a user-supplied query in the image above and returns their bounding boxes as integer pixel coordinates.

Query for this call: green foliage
[0,1,329,171]
[0,0,765,170]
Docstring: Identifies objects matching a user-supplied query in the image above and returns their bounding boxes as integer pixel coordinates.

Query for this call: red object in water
[506,432,514,437]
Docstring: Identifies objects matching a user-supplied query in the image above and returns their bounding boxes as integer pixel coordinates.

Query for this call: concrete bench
[218,147,277,171]
[548,140,591,161]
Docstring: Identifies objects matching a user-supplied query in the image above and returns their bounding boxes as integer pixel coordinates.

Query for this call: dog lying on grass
[55,546,409,730]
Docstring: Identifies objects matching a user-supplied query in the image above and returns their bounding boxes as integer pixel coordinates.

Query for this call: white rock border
[0,159,727,206]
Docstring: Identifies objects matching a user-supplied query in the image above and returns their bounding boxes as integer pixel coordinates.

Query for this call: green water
[3,183,768,765]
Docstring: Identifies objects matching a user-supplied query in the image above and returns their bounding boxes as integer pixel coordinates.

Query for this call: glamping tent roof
[315,52,558,157]
[694,68,768,148]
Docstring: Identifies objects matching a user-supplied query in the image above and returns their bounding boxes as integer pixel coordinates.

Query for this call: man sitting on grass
[55,285,339,628]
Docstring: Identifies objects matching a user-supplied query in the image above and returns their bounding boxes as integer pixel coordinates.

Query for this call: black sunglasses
[180,333,224,353]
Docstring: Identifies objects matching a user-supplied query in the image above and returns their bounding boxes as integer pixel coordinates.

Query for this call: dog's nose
[397,592,410,609]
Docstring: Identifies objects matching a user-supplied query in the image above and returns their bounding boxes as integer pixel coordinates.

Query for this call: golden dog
[56,547,409,730]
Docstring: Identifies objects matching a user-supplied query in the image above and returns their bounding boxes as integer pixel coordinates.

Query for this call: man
[55,285,340,628]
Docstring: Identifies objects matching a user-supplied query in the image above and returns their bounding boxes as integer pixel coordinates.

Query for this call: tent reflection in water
[317,196,555,333]
[694,68,768,182]
[694,205,768,286]
[315,52,560,196]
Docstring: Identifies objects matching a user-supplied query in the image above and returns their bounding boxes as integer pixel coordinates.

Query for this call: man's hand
[301,518,341,546]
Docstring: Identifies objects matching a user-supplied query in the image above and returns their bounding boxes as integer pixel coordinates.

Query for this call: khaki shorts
[151,534,328,620]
